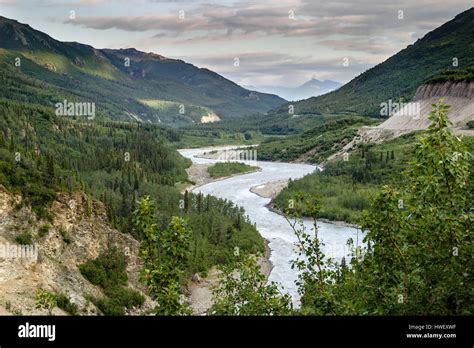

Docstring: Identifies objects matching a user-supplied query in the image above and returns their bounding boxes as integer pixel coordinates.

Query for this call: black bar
[0,316,472,346]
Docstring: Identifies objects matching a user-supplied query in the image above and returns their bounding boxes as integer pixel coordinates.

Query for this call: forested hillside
[0,16,284,126]
[0,100,264,277]
[272,127,474,223]
[272,133,419,223]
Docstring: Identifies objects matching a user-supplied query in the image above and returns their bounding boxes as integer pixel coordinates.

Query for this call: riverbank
[250,180,289,199]
[186,240,273,315]
[250,180,360,229]
[266,200,360,229]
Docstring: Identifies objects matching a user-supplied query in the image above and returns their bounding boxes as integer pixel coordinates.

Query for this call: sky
[1,0,472,88]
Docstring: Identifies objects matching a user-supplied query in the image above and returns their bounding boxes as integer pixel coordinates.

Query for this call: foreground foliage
[79,246,145,315]
[134,196,191,315]
[295,100,473,315]
[214,100,473,315]
[210,256,293,316]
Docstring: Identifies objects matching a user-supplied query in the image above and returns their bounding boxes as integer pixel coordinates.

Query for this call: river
[178,146,363,303]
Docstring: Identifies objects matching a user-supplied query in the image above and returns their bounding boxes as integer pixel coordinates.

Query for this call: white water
[179,146,362,303]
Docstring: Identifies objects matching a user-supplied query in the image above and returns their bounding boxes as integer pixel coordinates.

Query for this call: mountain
[298,79,342,94]
[0,16,285,126]
[253,79,342,101]
[276,7,474,117]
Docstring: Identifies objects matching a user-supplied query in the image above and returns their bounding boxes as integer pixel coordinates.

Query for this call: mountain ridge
[276,7,474,117]
[250,78,342,101]
[0,15,285,125]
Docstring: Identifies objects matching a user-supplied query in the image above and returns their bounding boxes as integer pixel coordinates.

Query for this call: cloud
[59,1,473,55]
[61,7,315,37]
[182,51,374,86]
[317,38,400,55]
[64,15,210,32]
[1,0,107,7]
[41,0,474,86]
[61,1,472,38]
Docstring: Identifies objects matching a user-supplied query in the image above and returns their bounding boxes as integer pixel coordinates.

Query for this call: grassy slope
[138,99,212,125]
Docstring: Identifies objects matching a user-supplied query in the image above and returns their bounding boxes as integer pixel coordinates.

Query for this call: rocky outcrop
[0,186,153,315]
[414,81,474,100]
[200,112,221,124]
[246,91,261,101]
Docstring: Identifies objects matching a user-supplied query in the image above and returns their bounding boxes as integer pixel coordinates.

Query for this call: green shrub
[79,246,128,289]
[207,162,258,178]
[15,231,32,245]
[93,296,125,316]
[104,287,145,309]
[56,293,78,315]
[79,246,145,315]
[93,288,144,316]
[59,228,71,244]
[38,224,50,238]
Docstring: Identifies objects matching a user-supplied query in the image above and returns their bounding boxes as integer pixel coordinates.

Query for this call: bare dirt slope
[0,186,153,315]
[325,82,474,164]
[370,81,473,136]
